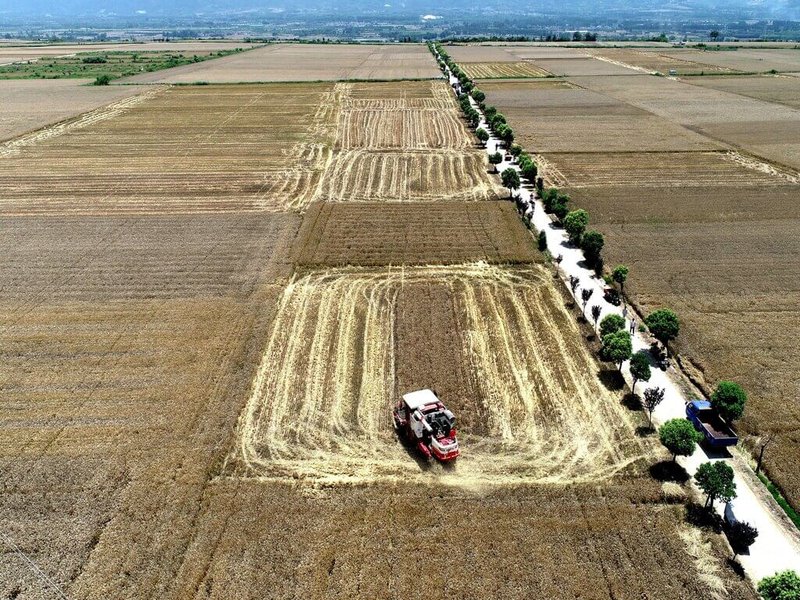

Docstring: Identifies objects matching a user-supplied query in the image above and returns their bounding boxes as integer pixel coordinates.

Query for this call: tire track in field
[227,263,649,486]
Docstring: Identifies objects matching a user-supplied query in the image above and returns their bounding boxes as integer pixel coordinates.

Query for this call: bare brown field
[663,48,800,73]
[461,61,552,78]
[533,57,642,76]
[688,75,800,109]
[0,79,148,142]
[293,202,539,266]
[564,74,800,171]
[570,74,800,126]
[445,44,521,62]
[588,48,733,74]
[543,151,786,187]
[0,83,340,215]
[122,43,439,83]
[229,263,648,485]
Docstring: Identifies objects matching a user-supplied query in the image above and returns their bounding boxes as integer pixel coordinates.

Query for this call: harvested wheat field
[229,263,648,485]
[0,79,148,142]
[0,49,767,600]
[543,150,788,188]
[0,83,341,215]
[688,75,800,110]
[122,43,439,83]
[482,65,800,510]
[587,48,733,75]
[294,202,538,266]
[461,61,552,79]
[316,80,499,202]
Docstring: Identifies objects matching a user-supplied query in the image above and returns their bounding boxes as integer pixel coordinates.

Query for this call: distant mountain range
[1,0,798,19]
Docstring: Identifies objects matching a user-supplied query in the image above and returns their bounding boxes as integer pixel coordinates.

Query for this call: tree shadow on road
[650,460,690,483]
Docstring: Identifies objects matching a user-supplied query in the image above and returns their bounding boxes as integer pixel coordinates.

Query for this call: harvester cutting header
[393,389,460,462]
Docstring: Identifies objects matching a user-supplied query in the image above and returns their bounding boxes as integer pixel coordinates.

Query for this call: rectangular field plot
[461,61,552,79]
[229,264,648,485]
[335,80,470,150]
[293,202,538,266]
[688,75,800,110]
[0,83,340,215]
[314,149,499,202]
[546,151,792,187]
[122,43,439,83]
[588,48,733,75]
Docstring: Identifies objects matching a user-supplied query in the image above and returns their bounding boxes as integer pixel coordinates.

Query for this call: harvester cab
[393,389,459,462]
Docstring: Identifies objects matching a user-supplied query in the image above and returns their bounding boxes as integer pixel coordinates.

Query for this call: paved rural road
[438,57,800,585]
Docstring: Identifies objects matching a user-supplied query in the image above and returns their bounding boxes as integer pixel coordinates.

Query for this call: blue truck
[686,400,738,448]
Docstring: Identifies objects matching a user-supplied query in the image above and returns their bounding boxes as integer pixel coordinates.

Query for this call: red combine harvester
[393,389,459,462]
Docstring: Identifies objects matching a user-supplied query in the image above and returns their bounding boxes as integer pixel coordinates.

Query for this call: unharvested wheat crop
[230,263,648,485]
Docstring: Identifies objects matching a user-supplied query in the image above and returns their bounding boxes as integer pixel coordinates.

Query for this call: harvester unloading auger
[393,389,460,462]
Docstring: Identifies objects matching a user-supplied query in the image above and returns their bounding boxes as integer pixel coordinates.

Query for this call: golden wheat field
[228,263,647,485]
[0,44,764,599]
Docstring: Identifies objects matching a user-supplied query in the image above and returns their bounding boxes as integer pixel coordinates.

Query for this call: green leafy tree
[501,126,514,147]
[629,350,651,394]
[600,330,632,371]
[711,381,747,423]
[94,74,111,85]
[599,313,625,337]
[659,418,701,461]
[542,188,560,213]
[509,143,523,158]
[642,386,665,428]
[612,264,629,295]
[580,230,604,267]
[484,105,497,119]
[758,570,800,600]
[501,168,520,198]
[553,200,569,222]
[471,88,486,103]
[695,461,736,509]
[489,152,503,173]
[475,127,489,147]
[645,309,680,352]
[537,230,547,251]
[564,209,589,244]
[520,158,538,182]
